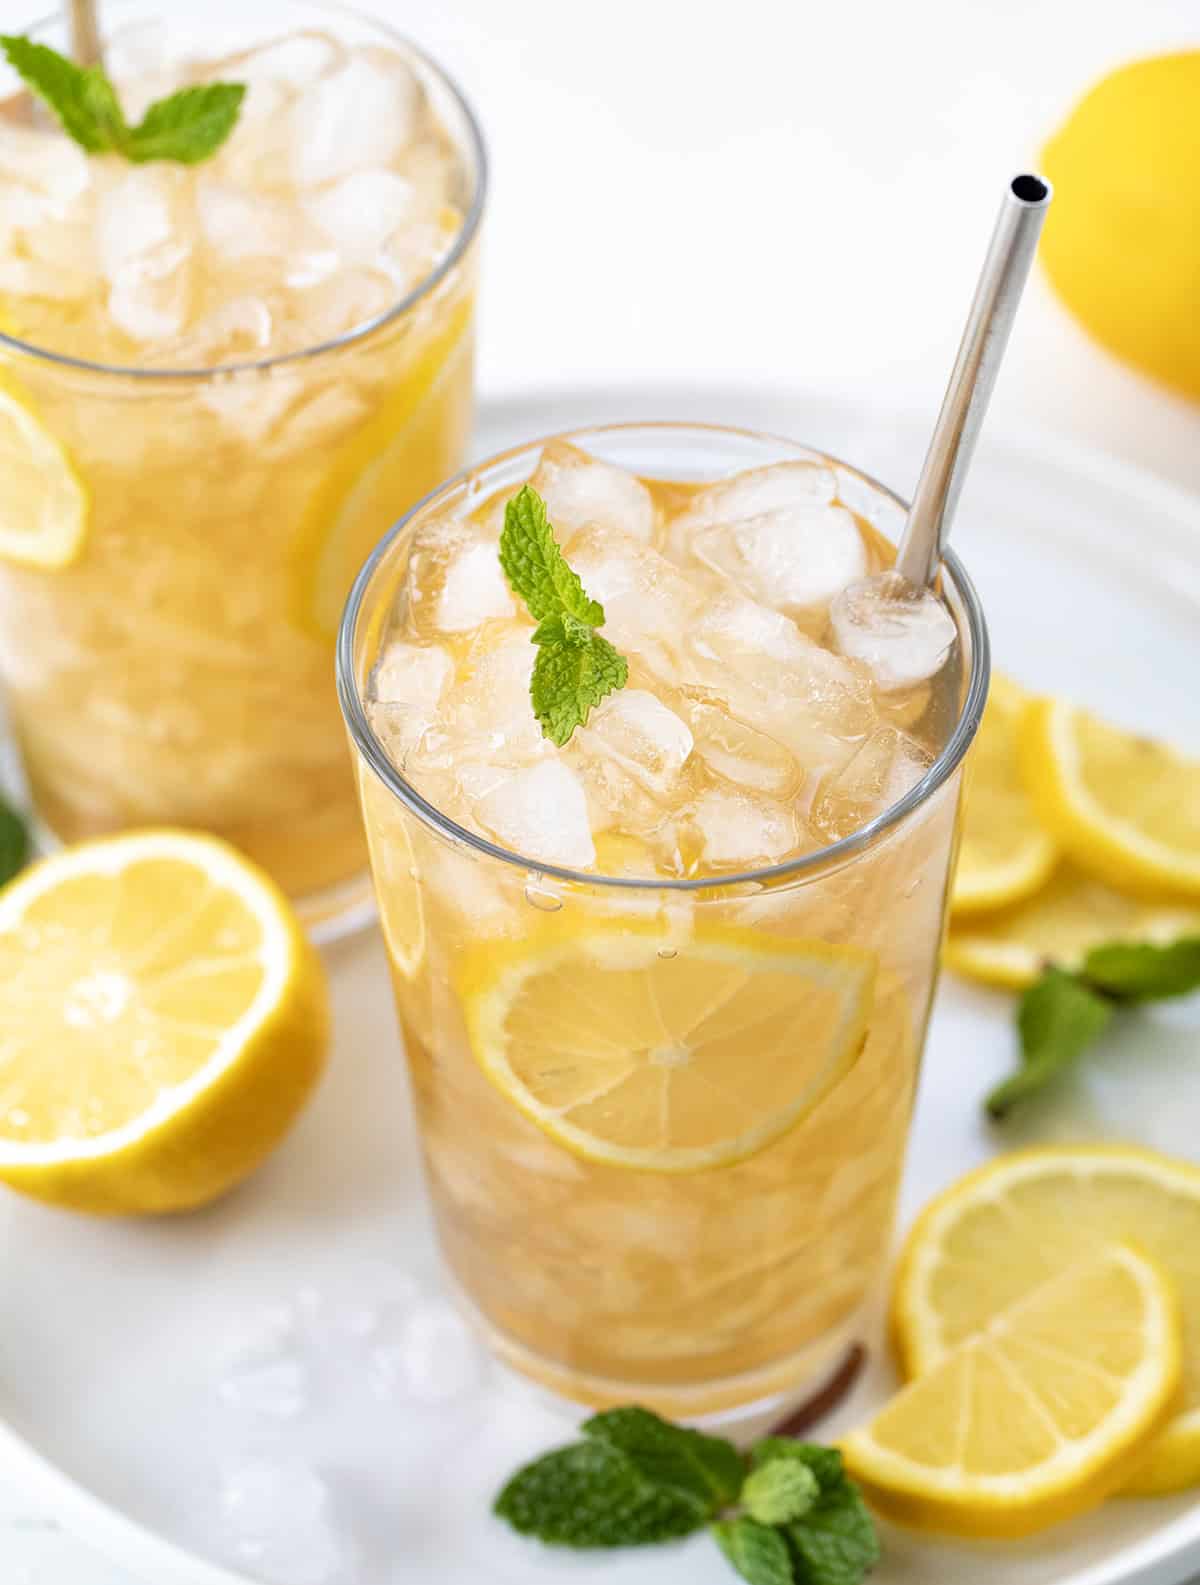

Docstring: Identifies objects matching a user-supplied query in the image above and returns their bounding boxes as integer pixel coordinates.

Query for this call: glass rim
[337,420,992,894]
[0,0,488,384]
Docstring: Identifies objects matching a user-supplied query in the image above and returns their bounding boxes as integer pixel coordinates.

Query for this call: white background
[0,0,1198,1579]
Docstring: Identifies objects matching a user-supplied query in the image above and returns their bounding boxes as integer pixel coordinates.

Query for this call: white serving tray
[0,385,1198,1585]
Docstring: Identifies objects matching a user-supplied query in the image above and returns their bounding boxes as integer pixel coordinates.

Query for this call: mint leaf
[494,1438,707,1547]
[0,36,243,164]
[530,627,628,747]
[500,485,604,625]
[750,1442,846,1491]
[0,36,125,151]
[583,1406,745,1512]
[713,1517,794,1585]
[125,83,246,164]
[786,1477,880,1585]
[742,1460,819,1526]
[498,484,629,744]
[1082,937,1200,1002]
[986,967,1114,1120]
[0,794,28,887]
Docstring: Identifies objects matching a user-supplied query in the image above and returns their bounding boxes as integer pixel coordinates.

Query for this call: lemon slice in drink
[0,830,329,1214]
[843,1243,1180,1537]
[460,923,875,1173]
[944,862,1200,989]
[890,1146,1200,1496]
[1021,697,1200,898]
[0,380,88,569]
[951,674,1057,916]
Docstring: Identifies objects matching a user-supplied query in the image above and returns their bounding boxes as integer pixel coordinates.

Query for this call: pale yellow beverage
[340,424,988,1415]
[0,1,484,930]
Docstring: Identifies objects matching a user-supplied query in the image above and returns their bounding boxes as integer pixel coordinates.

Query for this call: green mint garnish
[0,791,29,888]
[741,1460,819,1527]
[0,36,244,164]
[713,1517,795,1585]
[494,1406,880,1585]
[986,936,1200,1120]
[499,484,628,745]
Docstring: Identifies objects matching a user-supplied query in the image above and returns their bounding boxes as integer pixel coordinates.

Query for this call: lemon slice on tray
[0,830,328,1214]
[844,1243,1180,1536]
[890,1145,1200,1496]
[460,923,875,1173]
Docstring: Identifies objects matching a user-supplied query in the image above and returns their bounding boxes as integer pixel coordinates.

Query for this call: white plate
[1,385,1199,1585]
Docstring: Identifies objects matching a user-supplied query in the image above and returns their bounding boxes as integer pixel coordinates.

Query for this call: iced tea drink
[0,0,483,930]
[340,424,987,1415]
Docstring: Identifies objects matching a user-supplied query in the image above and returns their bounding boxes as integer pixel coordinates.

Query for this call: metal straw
[894,173,1052,587]
[69,0,104,68]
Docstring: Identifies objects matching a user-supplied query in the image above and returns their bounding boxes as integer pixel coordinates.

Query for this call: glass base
[454,1277,868,1427]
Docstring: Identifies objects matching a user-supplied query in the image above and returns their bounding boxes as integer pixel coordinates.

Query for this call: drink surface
[368,441,961,878]
[354,434,971,1412]
[0,14,479,919]
[0,24,469,366]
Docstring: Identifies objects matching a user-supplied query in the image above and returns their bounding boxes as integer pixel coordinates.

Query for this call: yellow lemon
[1040,52,1200,401]
[0,830,329,1214]
[843,1244,1180,1537]
[891,1146,1200,1496]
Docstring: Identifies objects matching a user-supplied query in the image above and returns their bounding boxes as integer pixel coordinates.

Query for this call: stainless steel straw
[894,174,1052,587]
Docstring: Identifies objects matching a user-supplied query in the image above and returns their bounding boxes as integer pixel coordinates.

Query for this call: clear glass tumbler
[0,0,485,936]
[339,423,988,1417]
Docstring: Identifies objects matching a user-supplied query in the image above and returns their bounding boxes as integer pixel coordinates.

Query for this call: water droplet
[657,946,678,960]
[408,865,421,881]
[524,881,563,912]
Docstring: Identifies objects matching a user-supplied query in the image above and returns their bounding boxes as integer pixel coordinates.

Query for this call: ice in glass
[0,1,483,928]
[341,425,987,1416]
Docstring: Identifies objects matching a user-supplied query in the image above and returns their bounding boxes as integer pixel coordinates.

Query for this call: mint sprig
[0,36,244,165]
[0,791,28,888]
[986,936,1200,1120]
[499,484,628,745]
[494,1406,880,1585]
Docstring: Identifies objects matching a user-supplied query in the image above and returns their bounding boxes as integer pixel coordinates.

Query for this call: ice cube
[368,1298,485,1402]
[371,641,454,709]
[809,726,933,844]
[830,571,957,691]
[215,29,349,96]
[97,167,196,343]
[0,121,90,208]
[290,55,421,188]
[476,760,595,868]
[693,502,868,621]
[435,541,516,632]
[530,440,657,545]
[291,265,397,343]
[306,167,416,259]
[682,692,800,797]
[689,787,799,870]
[409,624,547,771]
[218,1460,349,1585]
[217,1357,308,1418]
[571,543,698,682]
[675,461,839,531]
[175,295,274,364]
[575,689,693,797]
[197,182,294,262]
[108,243,195,342]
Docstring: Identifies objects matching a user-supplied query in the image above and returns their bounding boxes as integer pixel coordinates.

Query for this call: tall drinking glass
[0,0,485,935]
[339,424,988,1416]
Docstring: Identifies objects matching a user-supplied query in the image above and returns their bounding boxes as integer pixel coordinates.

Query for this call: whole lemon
[1040,52,1200,402]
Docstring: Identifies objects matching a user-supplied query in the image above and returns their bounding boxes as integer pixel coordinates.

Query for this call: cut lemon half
[944,862,1200,990]
[460,923,876,1173]
[951,674,1057,917]
[1021,697,1200,899]
[844,1244,1180,1537]
[0,830,329,1214]
[891,1146,1200,1496]
[0,380,88,569]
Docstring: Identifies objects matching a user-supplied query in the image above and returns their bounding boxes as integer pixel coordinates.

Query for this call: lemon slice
[290,291,474,640]
[1021,697,1200,899]
[951,674,1057,916]
[944,862,1200,989]
[844,1243,1179,1536]
[0,380,88,569]
[460,923,876,1173]
[891,1146,1200,1496]
[0,830,329,1214]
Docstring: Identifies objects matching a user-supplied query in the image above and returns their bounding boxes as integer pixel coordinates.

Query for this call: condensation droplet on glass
[524,881,563,912]
[657,946,678,960]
